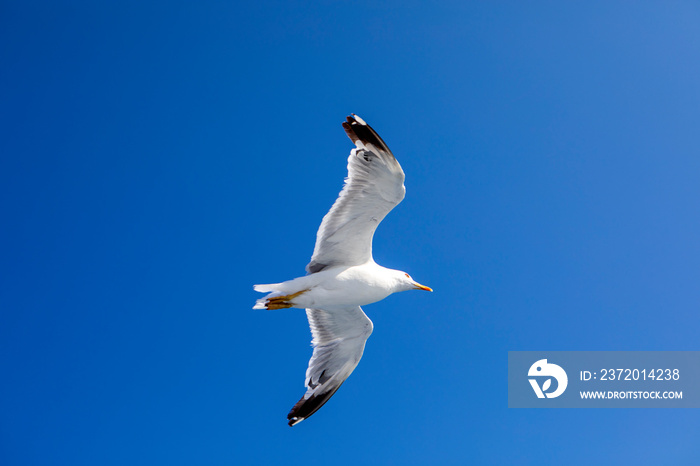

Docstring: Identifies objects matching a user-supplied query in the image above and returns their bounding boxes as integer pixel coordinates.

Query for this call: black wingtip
[342,114,392,153]
[286,383,345,426]
[342,121,358,144]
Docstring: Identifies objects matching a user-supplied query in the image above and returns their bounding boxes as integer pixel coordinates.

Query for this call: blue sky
[2,1,700,464]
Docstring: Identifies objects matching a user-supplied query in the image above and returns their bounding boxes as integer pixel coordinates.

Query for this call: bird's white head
[392,270,433,293]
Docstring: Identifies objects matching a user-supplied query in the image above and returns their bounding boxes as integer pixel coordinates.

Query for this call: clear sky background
[2,1,700,464]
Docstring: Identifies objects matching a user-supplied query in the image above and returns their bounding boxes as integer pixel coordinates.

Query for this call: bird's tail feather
[253,283,282,309]
[253,284,309,310]
[253,283,280,293]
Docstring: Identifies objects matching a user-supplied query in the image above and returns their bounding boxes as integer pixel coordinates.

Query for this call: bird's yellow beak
[413,282,433,292]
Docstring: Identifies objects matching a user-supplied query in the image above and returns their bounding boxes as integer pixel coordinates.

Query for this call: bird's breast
[299,266,394,309]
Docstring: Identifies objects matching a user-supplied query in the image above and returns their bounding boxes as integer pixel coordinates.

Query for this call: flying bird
[254,114,432,426]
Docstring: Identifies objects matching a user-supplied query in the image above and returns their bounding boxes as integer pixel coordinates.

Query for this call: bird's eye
[405,273,410,278]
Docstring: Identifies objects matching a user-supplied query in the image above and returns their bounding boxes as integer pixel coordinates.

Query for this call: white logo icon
[528,359,568,398]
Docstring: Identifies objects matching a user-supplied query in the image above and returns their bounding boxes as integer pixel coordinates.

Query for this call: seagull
[254,114,432,426]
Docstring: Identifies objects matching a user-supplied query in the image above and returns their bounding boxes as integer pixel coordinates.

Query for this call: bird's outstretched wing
[306,115,405,274]
[287,306,373,426]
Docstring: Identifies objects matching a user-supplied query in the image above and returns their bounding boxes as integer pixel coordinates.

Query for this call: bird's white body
[254,261,416,311]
